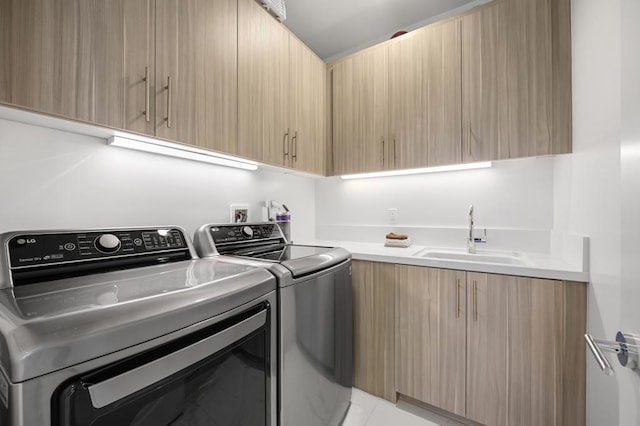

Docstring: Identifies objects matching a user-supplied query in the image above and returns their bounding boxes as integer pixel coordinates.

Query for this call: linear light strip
[107,136,258,171]
[340,162,492,180]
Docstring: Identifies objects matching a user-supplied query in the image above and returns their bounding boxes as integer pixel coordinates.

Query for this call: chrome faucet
[467,204,486,254]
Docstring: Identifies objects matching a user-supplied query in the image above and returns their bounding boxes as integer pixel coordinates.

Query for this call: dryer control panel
[7,228,189,269]
[209,223,280,244]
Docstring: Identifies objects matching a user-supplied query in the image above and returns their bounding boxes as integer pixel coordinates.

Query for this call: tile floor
[342,389,467,426]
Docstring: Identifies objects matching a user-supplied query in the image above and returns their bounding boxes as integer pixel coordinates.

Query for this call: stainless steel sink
[413,248,529,266]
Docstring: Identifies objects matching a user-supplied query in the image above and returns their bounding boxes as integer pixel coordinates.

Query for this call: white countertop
[309,240,589,282]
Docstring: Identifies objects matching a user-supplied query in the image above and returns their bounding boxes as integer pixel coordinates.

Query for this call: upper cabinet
[389,19,462,169]
[331,45,388,175]
[0,0,238,155]
[329,0,572,175]
[1,0,569,174]
[462,0,572,162]
[238,0,328,174]
[289,35,328,176]
[155,0,238,154]
[0,0,155,136]
[331,18,463,176]
[238,0,290,164]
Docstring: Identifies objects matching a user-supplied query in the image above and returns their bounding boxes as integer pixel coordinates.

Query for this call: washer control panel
[209,223,280,244]
[8,228,187,268]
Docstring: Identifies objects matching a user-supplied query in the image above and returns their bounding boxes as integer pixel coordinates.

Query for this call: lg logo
[16,238,36,245]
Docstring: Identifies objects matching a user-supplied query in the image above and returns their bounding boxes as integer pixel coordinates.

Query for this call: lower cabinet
[352,260,396,401]
[353,260,587,426]
[395,266,466,416]
[465,273,586,426]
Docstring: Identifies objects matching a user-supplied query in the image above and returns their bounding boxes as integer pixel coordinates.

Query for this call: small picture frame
[230,204,249,223]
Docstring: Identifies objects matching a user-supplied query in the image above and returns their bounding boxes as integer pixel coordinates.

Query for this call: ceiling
[283,0,482,61]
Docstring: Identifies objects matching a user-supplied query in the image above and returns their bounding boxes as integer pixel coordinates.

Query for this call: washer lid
[273,246,350,277]
[0,258,275,383]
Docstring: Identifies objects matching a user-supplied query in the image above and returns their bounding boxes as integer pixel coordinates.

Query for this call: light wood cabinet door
[238,0,290,163]
[395,266,466,416]
[352,260,396,401]
[331,45,388,175]
[0,0,154,135]
[462,0,572,162]
[389,19,462,169]
[289,35,327,175]
[461,2,507,162]
[466,273,586,426]
[465,272,509,425]
[503,0,571,157]
[155,0,237,154]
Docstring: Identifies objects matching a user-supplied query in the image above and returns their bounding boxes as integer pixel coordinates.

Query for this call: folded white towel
[384,238,412,248]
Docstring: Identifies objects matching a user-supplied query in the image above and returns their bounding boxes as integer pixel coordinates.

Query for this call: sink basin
[413,248,529,266]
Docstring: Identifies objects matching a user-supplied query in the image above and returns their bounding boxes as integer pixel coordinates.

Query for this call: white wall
[315,156,556,242]
[0,118,317,242]
[619,0,640,423]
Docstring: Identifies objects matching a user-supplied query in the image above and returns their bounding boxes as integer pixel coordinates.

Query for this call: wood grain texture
[466,272,509,425]
[289,35,327,175]
[550,0,572,154]
[388,19,462,169]
[561,281,587,426]
[331,45,388,175]
[352,260,396,401]
[462,0,572,161]
[155,0,237,154]
[466,273,586,426]
[0,0,155,135]
[462,2,508,162]
[238,0,289,163]
[395,266,466,416]
[504,0,553,158]
[506,277,562,426]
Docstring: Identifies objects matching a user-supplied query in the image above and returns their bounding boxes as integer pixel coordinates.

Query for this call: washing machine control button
[95,234,121,253]
[241,226,253,238]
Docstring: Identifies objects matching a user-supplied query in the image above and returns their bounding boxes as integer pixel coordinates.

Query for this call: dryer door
[54,304,272,426]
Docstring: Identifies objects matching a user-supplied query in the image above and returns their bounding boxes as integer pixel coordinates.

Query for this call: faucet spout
[467,204,475,253]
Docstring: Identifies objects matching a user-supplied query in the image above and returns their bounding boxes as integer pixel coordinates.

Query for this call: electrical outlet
[388,208,398,225]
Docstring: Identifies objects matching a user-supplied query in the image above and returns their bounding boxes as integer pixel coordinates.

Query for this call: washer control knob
[241,226,254,238]
[95,234,121,253]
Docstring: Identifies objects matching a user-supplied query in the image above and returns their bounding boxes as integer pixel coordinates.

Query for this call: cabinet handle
[292,131,297,162]
[165,76,172,128]
[143,66,150,123]
[456,278,460,319]
[283,129,290,159]
[381,137,385,167]
[473,280,478,322]
[393,138,396,168]
[467,120,472,158]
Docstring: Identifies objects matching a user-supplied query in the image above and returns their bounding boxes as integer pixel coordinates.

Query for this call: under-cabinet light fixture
[340,161,492,180]
[107,136,258,171]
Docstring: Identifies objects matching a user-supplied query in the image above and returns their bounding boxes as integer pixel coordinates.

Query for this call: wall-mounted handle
[283,129,290,159]
[381,137,385,167]
[585,332,640,376]
[456,278,460,319]
[165,76,172,128]
[585,334,614,376]
[292,131,297,162]
[143,66,150,123]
